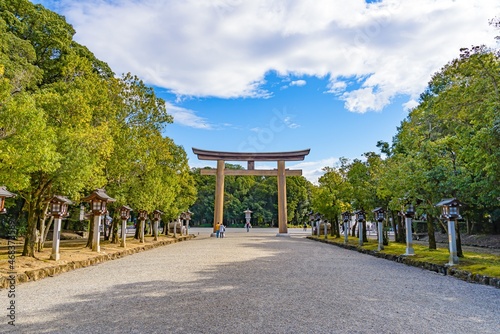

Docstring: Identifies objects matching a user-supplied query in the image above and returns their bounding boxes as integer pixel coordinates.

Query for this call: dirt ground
[0,232,187,278]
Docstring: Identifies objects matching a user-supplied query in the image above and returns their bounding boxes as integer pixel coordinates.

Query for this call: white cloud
[165,103,212,129]
[290,80,307,87]
[283,117,300,129]
[289,157,338,184]
[53,0,499,112]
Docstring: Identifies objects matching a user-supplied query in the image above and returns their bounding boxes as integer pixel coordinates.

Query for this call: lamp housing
[0,186,16,214]
[436,198,462,220]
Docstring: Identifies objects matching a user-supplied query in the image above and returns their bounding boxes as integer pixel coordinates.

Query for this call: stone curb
[308,236,500,289]
[0,235,195,289]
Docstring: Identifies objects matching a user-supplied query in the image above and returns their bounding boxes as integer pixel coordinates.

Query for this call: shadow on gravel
[18,235,500,334]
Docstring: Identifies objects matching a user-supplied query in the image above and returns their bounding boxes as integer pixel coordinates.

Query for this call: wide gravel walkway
[3,228,500,333]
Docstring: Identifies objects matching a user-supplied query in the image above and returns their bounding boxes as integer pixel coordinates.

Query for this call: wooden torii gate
[192,148,310,236]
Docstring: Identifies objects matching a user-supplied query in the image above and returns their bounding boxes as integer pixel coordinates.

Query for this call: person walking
[215,222,221,238]
[219,224,226,238]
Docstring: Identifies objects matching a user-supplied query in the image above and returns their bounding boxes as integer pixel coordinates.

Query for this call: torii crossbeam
[192,148,310,236]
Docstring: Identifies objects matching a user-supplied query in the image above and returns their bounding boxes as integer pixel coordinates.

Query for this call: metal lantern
[82,189,116,215]
[308,211,314,222]
[436,198,462,219]
[119,205,133,220]
[0,186,16,214]
[355,210,366,222]
[139,210,148,220]
[372,207,385,222]
[153,209,163,221]
[342,211,351,223]
[404,203,415,218]
[50,195,72,218]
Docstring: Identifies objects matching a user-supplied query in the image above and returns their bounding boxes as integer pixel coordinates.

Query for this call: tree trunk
[134,222,139,239]
[86,219,94,249]
[383,221,389,246]
[397,216,405,243]
[351,221,357,237]
[42,216,54,249]
[23,205,38,257]
[107,221,113,241]
[111,218,119,244]
[362,221,368,242]
[164,220,169,235]
[102,215,109,241]
[456,220,463,258]
[426,216,436,250]
[23,191,45,257]
[390,211,398,242]
[37,208,49,252]
[139,219,145,243]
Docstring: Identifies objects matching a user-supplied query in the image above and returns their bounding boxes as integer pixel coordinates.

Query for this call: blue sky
[33,0,499,182]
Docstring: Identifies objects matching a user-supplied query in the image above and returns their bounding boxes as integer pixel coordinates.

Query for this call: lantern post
[436,198,462,265]
[49,195,72,260]
[82,189,116,252]
[342,211,351,244]
[372,208,386,251]
[153,210,163,241]
[315,213,321,237]
[354,210,366,246]
[183,210,192,235]
[119,206,132,247]
[402,203,415,256]
[137,210,148,243]
[308,212,315,236]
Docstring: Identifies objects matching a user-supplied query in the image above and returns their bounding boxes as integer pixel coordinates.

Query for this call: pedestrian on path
[220,224,226,238]
[215,222,221,238]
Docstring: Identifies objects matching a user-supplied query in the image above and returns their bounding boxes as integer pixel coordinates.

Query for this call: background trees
[1,1,499,262]
[0,0,195,257]
[312,45,500,245]
[189,164,313,226]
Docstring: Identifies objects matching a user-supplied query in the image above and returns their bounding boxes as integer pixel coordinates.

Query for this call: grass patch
[313,235,500,279]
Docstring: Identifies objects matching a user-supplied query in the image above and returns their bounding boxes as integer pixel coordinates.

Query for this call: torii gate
[192,148,310,236]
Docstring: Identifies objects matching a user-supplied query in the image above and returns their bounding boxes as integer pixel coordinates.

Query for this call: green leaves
[0,0,195,255]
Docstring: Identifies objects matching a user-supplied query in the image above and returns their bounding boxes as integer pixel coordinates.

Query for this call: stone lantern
[82,189,116,252]
[119,205,133,248]
[49,195,72,260]
[372,207,385,251]
[436,198,463,265]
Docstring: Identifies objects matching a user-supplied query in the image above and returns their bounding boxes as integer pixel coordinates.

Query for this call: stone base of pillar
[275,233,290,237]
[50,253,60,261]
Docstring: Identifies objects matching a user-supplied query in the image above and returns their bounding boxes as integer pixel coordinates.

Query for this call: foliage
[313,32,500,252]
[0,0,194,256]
[189,164,313,226]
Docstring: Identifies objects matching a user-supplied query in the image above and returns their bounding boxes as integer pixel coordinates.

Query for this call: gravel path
[3,228,499,333]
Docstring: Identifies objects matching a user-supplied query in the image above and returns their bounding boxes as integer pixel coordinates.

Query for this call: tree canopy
[0,0,195,256]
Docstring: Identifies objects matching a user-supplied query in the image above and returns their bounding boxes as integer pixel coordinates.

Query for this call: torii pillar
[193,148,310,236]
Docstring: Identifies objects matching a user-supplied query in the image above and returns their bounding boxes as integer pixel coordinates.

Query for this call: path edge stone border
[308,236,500,289]
[0,235,195,289]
